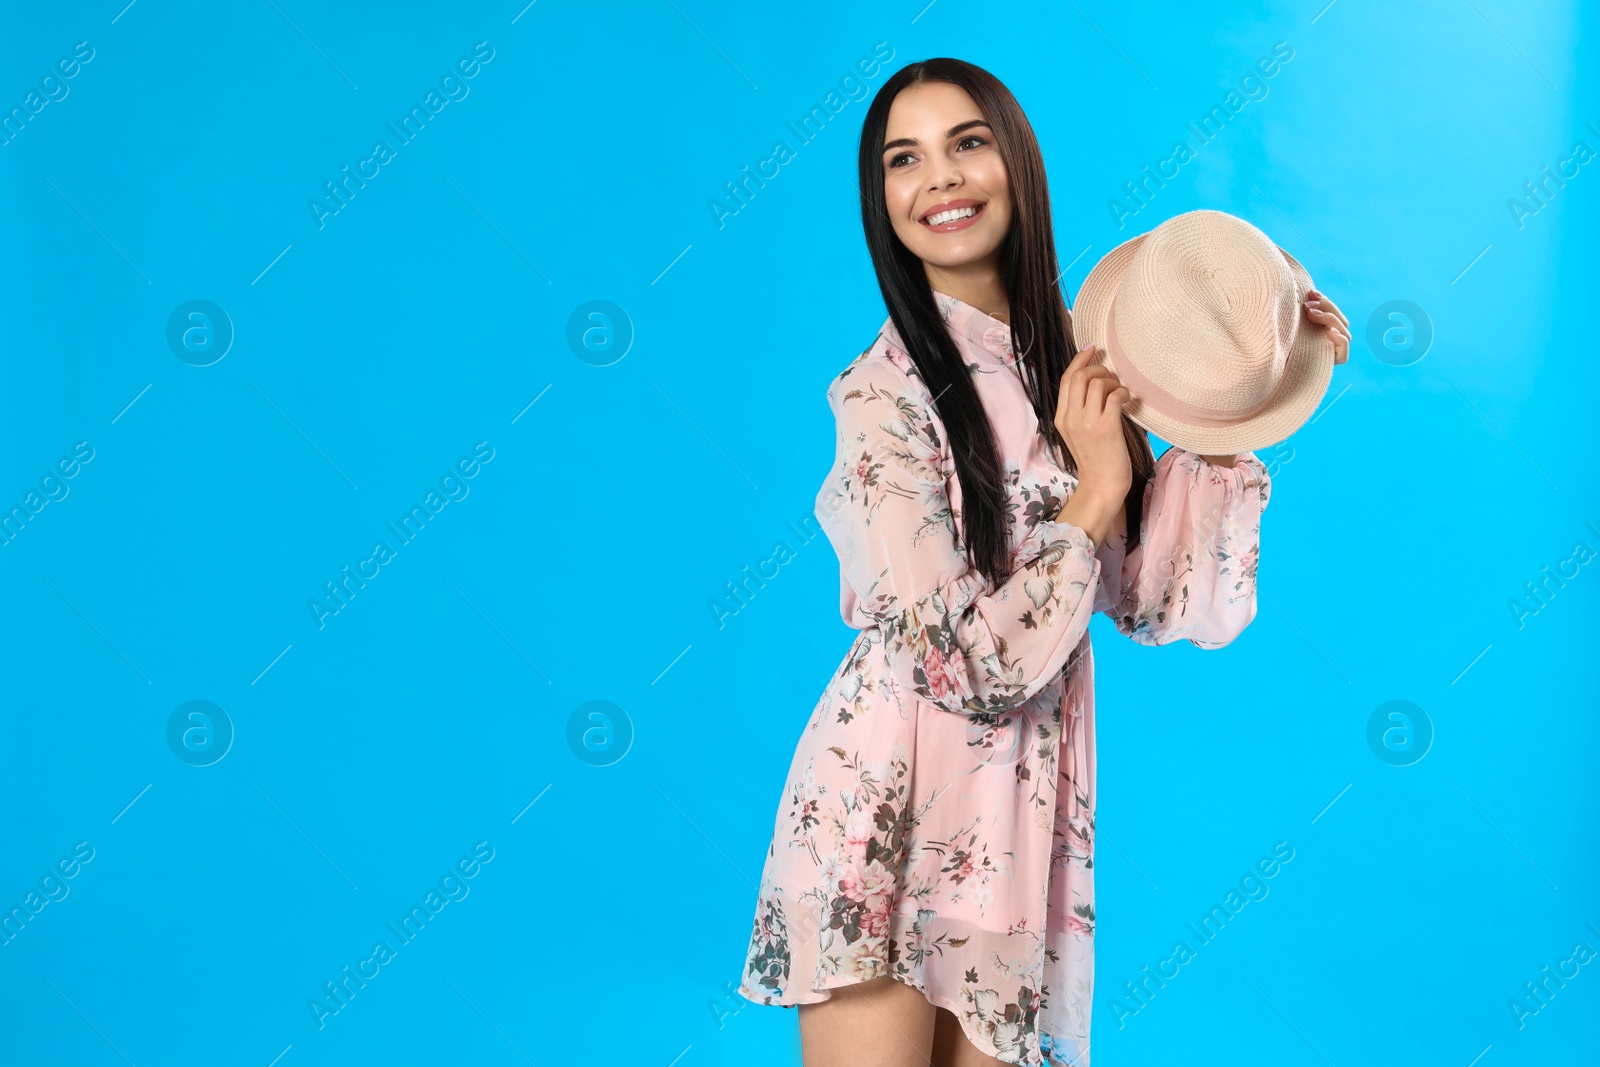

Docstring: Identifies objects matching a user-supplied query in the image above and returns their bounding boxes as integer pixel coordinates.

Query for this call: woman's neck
[924,261,1009,324]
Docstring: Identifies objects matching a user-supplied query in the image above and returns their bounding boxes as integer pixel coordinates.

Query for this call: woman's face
[880,81,1012,279]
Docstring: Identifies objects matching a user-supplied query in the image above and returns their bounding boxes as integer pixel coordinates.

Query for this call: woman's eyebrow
[881,119,992,154]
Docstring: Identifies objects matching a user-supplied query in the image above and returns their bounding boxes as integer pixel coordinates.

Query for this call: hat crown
[1112,211,1302,419]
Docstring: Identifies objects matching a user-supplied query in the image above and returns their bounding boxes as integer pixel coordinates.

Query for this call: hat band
[1105,302,1287,428]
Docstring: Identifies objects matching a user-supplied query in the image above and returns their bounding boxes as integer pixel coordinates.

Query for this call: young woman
[737,58,1351,1067]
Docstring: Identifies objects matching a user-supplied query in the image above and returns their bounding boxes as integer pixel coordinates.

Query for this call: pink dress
[737,290,1271,1066]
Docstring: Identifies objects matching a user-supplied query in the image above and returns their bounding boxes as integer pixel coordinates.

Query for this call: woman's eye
[887,135,984,169]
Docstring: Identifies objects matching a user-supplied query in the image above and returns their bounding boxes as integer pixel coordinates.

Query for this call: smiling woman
[735,56,1297,1067]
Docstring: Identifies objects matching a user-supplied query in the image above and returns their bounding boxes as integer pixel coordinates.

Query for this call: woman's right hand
[1053,344,1133,503]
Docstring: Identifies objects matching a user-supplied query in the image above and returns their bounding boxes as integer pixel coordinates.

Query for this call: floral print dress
[737,291,1271,1066]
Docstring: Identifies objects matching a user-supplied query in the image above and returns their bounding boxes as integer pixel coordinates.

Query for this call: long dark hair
[856,58,1154,588]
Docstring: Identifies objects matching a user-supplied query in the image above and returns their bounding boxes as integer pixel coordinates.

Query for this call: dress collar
[882,289,1021,368]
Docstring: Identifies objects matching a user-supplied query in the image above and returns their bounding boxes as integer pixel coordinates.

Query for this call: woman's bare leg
[930,1006,1009,1067]
[798,975,938,1067]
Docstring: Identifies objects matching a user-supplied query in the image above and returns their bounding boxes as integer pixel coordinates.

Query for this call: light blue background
[1,1,1596,1064]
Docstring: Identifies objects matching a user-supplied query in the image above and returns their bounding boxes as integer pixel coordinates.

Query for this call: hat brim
[1070,228,1336,456]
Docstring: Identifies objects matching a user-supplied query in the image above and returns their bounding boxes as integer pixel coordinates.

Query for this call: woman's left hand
[1305,288,1350,364]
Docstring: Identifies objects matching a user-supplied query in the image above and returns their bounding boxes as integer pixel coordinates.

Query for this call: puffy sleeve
[816,356,1103,717]
[1093,446,1272,648]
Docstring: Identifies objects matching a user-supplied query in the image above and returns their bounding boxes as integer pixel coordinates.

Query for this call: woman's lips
[920,202,986,232]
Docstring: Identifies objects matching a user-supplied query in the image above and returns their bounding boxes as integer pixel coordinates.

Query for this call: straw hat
[1071,209,1336,455]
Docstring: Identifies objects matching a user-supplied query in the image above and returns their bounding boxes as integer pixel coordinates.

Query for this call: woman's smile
[920,199,987,231]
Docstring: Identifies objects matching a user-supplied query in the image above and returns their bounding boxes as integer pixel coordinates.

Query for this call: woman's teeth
[925,205,980,225]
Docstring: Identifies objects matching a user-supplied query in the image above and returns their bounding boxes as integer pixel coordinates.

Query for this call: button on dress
[737,290,1272,1066]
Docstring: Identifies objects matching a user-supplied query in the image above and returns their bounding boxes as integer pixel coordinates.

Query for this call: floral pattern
[738,291,1271,1066]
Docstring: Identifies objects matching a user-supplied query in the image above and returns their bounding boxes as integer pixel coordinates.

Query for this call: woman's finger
[1076,364,1122,389]
[1306,307,1350,362]
[1066,351,1093,414]
[1307,306,1351,342]
[1307,290,1349,331]
[1083,373,1111,413]
[1061,346,1094,413]
[1311,301,1349,332]
[1095,387,1132,445]
[1328,324,1350,364]
[1306,306,1343,326]
[1316,292,1347,324]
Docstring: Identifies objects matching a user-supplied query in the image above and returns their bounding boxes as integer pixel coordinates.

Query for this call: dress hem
[735,967,1088,1067]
